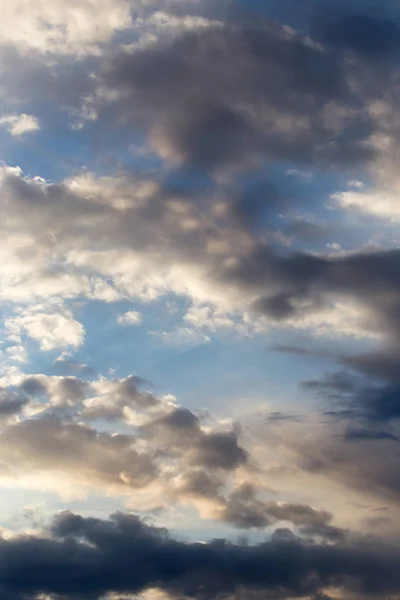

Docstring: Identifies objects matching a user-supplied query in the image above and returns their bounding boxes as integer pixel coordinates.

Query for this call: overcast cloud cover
[1,0,400,599]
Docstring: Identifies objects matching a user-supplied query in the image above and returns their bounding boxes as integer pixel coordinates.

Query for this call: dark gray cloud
[304,368,400,423]
[0,510,397,600]
[98,18,374,174]
[222,246,400,423]
[221,483,340,537]
[225,247,400,316]
[0,390,28,419]
[193,430,248,470]
[344,428,400,442]
[21,375,90,407]
[142,407,248,471]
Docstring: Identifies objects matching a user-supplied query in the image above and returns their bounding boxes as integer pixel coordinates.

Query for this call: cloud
[83,375,159,422]
[0,417,158,497]
[2,161,394,349]
[21,373,90,407]
[97,19,372,175]
[306,369,400,423]
[0,510,397,599]
[140,405,248,472]
[53,353,97,376]
[333,186,400,222]
[117,310,142,326]
[0,373,254,515]
[0,389,29,424]
[0,370,352,536]
[2,9,400,593]
[0,113,39,135]
[220,483,341,538]
[4,308,85,351]
[296,423,400,506]
[0,0,133,55]
[150,327,211,347]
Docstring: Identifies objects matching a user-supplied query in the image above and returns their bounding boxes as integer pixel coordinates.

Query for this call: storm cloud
[0,510,397,600]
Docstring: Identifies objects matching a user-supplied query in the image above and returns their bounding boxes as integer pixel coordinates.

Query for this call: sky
[1,1,400,599]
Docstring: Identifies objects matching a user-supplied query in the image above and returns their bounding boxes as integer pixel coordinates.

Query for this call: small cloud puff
[0,113,40,136]
[117,311,142,326]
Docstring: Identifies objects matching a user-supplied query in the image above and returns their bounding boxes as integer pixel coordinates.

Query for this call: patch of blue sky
[162,165,216,197]
[232,161,374,250]
[230,0,387,31]
[59,297,344,416]
[0,111,164,184]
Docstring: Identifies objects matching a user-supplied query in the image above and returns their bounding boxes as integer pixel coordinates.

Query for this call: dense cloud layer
[0,510,397,600]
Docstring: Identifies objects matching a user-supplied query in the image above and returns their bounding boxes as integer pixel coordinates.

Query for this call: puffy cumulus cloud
[0,418,158,498]
[0,510,397,600]
[0,373,253,513]
[4,306,85,352]
[139,406,248,471]
[0,371,351,537]
[83,375,159,422]
[0,113,39,135]
[20,373,90,407]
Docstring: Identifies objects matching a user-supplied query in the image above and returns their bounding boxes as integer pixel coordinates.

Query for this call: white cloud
[0,114,39,136]
[5,345,28,363]
[0,0,220,56]
[333,187,400,222]
[5,308,85,351]
[117,310,142,326]
[277,299,382,341]
[139,11,222,32]
[184,304,238,331]
[0,0,133,55]
[150,327,211,347]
